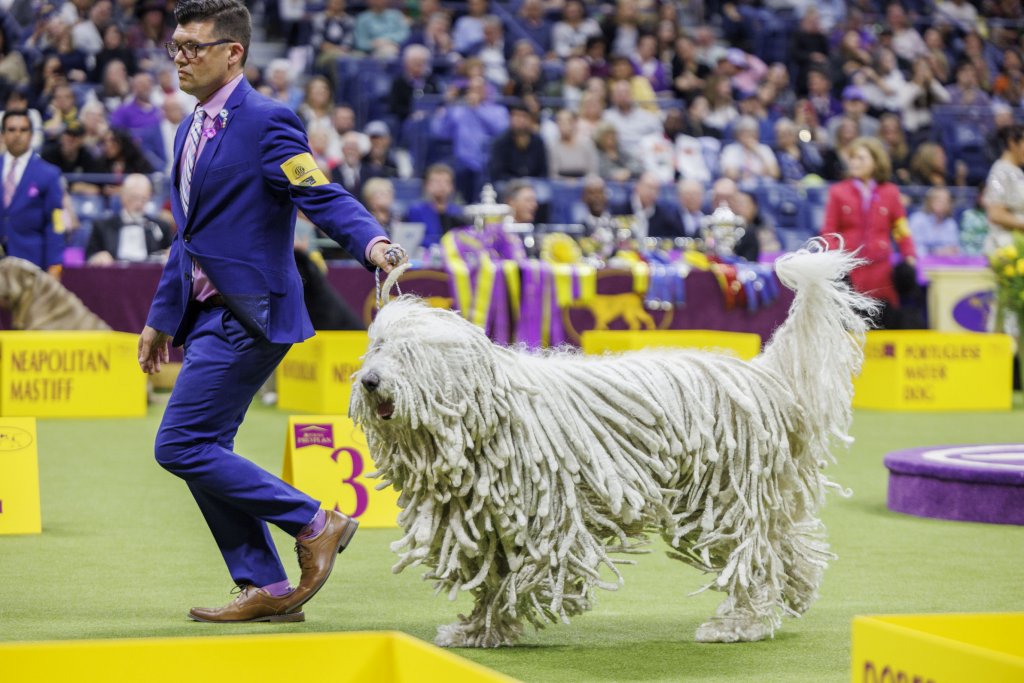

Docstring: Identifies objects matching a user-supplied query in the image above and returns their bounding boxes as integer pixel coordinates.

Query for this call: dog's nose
[361,370,380,392]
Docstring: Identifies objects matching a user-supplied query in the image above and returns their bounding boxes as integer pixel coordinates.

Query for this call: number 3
[330,447,368,518]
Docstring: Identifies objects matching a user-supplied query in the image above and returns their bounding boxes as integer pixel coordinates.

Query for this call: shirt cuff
[365,236,390,263]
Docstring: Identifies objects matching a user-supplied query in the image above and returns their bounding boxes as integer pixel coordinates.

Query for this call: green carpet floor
[2,401,1023,682]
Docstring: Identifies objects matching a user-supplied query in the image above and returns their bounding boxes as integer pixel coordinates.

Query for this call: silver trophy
[701,202,746,257]
[463,184,512,232]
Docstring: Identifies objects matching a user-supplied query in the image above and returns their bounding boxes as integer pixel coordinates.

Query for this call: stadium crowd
[1,0,1023,273]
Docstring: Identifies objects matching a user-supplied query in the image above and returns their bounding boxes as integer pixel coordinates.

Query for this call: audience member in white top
[858,48,906,113]
[601,80,662,151]
[934,0,978,33]
[72,0,110,56]
[887,4,927,63]
[551,0,600,59]
[477,16,509,88]
[159,95,185,176]
[719,116,779,183]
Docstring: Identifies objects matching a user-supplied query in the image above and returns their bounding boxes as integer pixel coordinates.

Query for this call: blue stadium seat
[68,193,108,250]
[699,137,721,180]
[392,178,422,204]
[775,226,816,253]
[549,181,582,224]
[753,182,802,230]
[605,181,631,208]
[70,193,107,223]
[799,185,828,233]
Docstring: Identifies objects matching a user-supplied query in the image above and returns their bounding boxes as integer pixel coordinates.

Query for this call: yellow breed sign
[852,613,1024,682]
[0,332,146,417]
[0,417,40,535]
[853,331,1013,411]
[276,331,368,415]
[282,415,398,528]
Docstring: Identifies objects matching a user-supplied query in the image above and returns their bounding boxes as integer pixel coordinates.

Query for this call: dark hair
[2,109,31,133]
[105,127,155,173]
[174,0,251,65]
[998,124,1024,152]
[5,86,28,105]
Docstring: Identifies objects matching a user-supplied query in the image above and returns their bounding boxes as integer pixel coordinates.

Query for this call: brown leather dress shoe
[290,510,359,610]
[188,585,305,623]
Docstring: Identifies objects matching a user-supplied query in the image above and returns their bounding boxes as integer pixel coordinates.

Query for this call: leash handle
[375,263,409,310]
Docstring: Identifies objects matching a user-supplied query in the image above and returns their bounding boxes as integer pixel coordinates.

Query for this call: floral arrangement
[988,238,1024,320]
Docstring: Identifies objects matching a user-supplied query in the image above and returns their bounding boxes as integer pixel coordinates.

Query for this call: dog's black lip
[378,399,394,420]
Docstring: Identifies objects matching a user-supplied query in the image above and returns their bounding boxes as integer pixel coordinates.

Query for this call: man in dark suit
[676,178,706,239]
[0,111,65,278]
[86,173,172,264]
[487,100,547,183]
[137,0,407,624]
[387,43,442,124]
[330,130,365,200]
[614,172,684,241]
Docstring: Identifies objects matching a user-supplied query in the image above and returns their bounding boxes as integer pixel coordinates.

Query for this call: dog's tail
[755,242,877,457]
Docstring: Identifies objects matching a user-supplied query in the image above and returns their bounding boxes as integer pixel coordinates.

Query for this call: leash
[375,262,411,310]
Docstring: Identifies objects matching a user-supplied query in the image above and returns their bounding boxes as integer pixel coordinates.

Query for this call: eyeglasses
[165,39,232,60]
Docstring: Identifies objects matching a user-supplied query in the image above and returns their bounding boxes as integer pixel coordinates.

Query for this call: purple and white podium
[885,445,1024,525]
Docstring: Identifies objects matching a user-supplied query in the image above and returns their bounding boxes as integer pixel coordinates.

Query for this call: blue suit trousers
[155,307,320,587]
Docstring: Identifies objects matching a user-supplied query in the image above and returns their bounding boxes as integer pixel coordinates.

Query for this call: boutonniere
[202,110,229,140]
[27,184,38,198]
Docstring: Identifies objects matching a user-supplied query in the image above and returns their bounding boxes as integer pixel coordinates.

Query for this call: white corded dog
[351,244,875,648]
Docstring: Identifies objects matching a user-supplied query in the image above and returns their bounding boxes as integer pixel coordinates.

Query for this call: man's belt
[195,294,227,311]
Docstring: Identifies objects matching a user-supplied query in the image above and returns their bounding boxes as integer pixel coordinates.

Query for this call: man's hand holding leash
[370,242,409,273]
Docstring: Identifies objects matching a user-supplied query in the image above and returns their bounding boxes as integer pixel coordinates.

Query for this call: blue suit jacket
[146,79,386,346]
[0,154,64,269]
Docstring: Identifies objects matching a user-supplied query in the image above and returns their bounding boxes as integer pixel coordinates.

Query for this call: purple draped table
[58,262,795,347]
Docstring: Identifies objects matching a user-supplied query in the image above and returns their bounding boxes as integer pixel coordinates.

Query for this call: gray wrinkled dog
[351,246,874,648]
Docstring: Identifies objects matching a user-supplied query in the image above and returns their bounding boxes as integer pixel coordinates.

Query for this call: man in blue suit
[0,111,64,278]
[137,0,407,624]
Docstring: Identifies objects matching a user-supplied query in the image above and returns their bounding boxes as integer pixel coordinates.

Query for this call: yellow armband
[52,209,65,234]
[281,153,329,187]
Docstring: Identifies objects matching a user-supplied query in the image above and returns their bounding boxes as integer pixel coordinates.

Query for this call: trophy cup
[701,202,747,257]
[463,184,512,231]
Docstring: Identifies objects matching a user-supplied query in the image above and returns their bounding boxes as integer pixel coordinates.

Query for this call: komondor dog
[350,245,875,648]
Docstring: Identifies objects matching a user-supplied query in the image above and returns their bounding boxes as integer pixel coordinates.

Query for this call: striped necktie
[3,158,18,208]
[179,106,205,217]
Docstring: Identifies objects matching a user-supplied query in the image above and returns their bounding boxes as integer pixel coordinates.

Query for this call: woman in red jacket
[821,137,917,317]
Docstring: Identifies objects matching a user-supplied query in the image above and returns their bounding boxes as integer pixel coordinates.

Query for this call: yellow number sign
[282,415,398,528]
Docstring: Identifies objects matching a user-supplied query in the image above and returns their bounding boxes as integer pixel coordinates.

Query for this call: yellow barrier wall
[581,330,762,359]
[276,332,368,415]
[852,613,1024,683]
[0,332,146,417]
[0,417,40,534]
[283,415,399,528]
[853,331,1012,411]
[0,631,518,683]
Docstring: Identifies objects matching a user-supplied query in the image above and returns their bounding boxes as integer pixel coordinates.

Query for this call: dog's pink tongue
[378,400,394,419]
